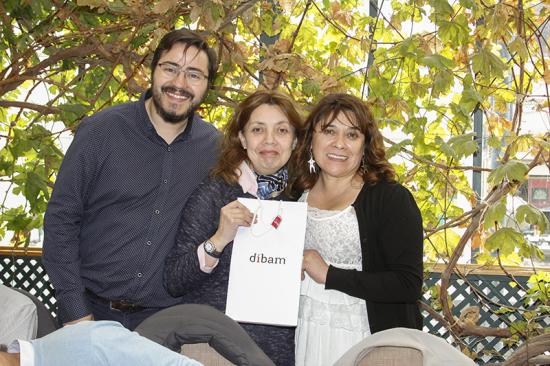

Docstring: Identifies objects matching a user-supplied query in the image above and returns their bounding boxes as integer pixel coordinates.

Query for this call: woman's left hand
[302,249,329,284]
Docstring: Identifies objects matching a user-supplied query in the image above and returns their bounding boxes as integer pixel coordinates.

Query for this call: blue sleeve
[90,322,203,366]
[163,179,226,296]
[42,119,100,322]
[33,321,203,366]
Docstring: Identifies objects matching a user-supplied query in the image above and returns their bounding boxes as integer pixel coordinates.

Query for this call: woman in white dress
[290,94,423,366]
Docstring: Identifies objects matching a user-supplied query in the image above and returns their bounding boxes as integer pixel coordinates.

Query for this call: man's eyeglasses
[157,62,208,85]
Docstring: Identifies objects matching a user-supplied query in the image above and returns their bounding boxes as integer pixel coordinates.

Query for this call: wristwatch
[204,239,222,259]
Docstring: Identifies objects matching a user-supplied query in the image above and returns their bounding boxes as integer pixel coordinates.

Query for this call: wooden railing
[0,246,43,257]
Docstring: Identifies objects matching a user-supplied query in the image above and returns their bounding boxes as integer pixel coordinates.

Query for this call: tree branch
[270,0,312,89]
[218,0,260,31]
[0,44,98,95]
[0,100,60,114]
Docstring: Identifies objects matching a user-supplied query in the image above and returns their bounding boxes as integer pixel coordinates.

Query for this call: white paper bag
[225,198,307,326]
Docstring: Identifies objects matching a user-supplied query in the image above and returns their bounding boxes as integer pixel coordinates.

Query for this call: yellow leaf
[535,100,549,112]
[76,0,105,9]
[321,77,339,90]
[327,53,339,70]
[152,0,178,14]
[544,69,550,84]
[493,98,508,113]
[277,0,294,12]
[153,0,178,14]
[486,113,512,137]
[273,39,291,53]
[498,251,523,266]
[471,229,483,252]
[387,97,411,120]
[508,37,529,61]
[360,38,370,52]
[426,229,461,260]
[257,58,275,72]
[390,14,402,31]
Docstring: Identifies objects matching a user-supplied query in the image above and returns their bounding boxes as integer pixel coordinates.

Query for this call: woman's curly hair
[289,93,395,193]
[211,90,304,184]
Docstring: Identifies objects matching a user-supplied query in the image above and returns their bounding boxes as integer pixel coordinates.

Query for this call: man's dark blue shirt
[43,90,219,322]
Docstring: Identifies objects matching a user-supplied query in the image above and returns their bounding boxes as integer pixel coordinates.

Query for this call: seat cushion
[182,343,235,366]
[135,304,274,366]
[358,346,423,366]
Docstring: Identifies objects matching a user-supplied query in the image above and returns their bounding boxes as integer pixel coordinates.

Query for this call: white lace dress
[295,192,371,366]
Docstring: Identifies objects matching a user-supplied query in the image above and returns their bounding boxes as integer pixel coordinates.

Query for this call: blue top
[32,321,202,366]
[43,90,219,323]
[164,177,295,366]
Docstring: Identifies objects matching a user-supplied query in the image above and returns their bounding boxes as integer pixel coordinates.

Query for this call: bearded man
[43,29,219,330]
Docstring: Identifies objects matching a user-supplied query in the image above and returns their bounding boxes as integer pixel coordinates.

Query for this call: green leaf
[516,205,549,233]
[131,24,157,47]
[436,136,456,160]
[386,139,412,159]
[429,0,454,17]
[261,13,277,37]
[487,135,502,149]
[487,160,529,186]
[459,86,483,113]
[448,133,478,159]
[420,54,455,70]
[508,37,529,62]
[472,46,507,79]
[425,229,461,261]
[494,307,514,314]
[9,129,34,157]
[485,227,527,256]
[77,0,105,10]
[437,18,469,45]
[58,103,91,125]
[2,207,33,231]
[432,70,454,97]
[484,198,506,228]
[459,0,476,9]
[302,79,320,97]
[106,0,127,12]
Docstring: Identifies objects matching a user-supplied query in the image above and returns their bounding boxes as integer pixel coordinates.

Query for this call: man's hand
[302,249,329,284]
[63,314,94,326]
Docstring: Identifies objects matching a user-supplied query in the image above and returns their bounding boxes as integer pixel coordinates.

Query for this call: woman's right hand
[210,200,254,250]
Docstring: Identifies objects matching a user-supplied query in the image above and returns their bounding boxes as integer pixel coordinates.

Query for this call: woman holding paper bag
[290,93,423,366]
[164,90,303,366]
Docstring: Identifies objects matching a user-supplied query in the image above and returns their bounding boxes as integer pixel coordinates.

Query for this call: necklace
[250,199,283,237]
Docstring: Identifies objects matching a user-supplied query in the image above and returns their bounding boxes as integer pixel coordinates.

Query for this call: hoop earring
[308,149,316,174]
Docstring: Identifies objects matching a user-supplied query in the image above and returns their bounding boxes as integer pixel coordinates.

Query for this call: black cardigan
[325,180,424,333]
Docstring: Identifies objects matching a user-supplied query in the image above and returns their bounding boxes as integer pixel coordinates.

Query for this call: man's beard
[152,85,204,124]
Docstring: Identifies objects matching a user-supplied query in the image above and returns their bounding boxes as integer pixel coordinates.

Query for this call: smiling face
[150,43,209,124]
[311,111,366,180]
[238,103,297,175]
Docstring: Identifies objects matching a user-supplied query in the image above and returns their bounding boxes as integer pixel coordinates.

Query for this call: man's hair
[0,344,7,352]
[151,28,218,89]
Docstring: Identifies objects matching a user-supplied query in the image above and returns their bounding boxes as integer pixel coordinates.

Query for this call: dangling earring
[361,156,367,173]
[308,149,316,174]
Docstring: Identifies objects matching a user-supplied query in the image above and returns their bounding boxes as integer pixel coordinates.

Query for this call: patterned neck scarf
[256,167,288,199]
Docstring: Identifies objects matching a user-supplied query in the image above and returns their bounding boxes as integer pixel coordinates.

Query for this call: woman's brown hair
[290,93,395,193]
[211,90,304,184]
